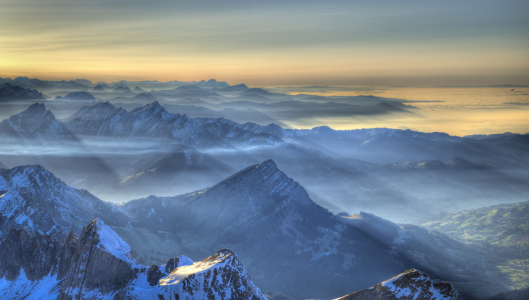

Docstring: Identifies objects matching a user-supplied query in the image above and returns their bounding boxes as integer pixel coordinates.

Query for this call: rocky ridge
[0,165,127,242]
[0,103,74,140]
[0,218,266,300]
[0,83,44,100]
[336,269,458,300]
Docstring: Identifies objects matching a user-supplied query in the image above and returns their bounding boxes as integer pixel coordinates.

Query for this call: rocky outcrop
[0,229,63,281]
[0,218,266,300]
[57,219,141,300]
[336,269,458,300]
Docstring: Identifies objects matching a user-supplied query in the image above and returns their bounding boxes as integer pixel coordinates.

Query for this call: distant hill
[54,91,96,101]
[421,201,529,290]
[0,83,44,100]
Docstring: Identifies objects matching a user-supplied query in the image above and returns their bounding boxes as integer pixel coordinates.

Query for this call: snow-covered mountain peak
[87,217,135,264]
[336,269,458,300]
[156,248,265,299]
[161,249,240,286]
[1,164,55,188]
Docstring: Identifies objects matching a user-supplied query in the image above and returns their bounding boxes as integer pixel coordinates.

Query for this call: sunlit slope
[421,201,529,290]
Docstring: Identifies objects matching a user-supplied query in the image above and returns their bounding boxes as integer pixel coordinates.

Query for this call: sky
[1,0,528,86]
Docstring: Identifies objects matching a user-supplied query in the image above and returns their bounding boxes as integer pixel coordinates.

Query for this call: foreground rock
[0,218,266,300]
[336,269,458,300]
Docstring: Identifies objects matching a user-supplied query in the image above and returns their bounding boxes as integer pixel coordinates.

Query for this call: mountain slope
[63,101,125,121]
[109,146,233,201]
[336,269,458,300]
[120,160,407,298]
[54,91,95,101]
[120,160,483,299]
[420,201,529,290]
[0,165,127,242]
[0,103,74,140]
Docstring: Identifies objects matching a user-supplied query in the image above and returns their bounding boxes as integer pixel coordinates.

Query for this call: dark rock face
[58,219,140,299]
[0,218,141,299]
[0,218,139,299]
[336,269,458,300]
[147,265,163,286]
[0,229,62,281]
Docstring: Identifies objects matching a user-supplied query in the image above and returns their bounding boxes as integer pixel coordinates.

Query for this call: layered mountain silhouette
[0,103,74,140]
[120,160,495,299]
[92,83,107,92]
[3,102,528,222]
[63,101,125,121]
[0,161,505,298]
[54,91,95,101]
[0,83,44,101]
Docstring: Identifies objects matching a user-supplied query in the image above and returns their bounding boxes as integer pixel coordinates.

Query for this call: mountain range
[0,161,500,298]
[1,101,528,222]
[0,217,458,299]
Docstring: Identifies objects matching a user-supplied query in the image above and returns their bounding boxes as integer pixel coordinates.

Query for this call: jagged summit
[133,85,145,92]
[93,84,107,91]
[130,100,166,115]
[162,159,317,228]
[336,269,458,300]
[202,159,311,206]
[161,249,239,285]
[0,103,74,140]
[85,218,135,264]
[0,83,45,100]
[113,84,131,92]
[22,102,47,114]
[65,101,124,121]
